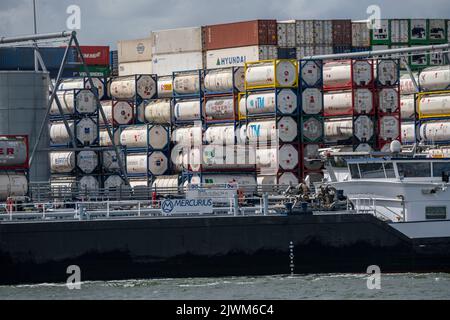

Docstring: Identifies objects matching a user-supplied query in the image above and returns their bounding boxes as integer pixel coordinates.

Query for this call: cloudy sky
[1,0,449,48]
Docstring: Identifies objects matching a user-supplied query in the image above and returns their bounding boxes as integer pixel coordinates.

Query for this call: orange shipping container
[204,20,278,51]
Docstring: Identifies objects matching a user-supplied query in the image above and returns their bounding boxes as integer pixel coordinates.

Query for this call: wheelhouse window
[359,163,385,179]
[426,206,447,220]
[349,164,360,179]
[397,162,431,178]
[433,162,450,178]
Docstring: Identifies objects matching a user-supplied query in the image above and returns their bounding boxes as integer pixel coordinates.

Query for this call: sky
[1,0,450,48]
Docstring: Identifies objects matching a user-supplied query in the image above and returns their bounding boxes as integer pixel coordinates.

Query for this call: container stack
[400,73,419,144]
[0,135,29,202]
[74,46,111,78]
[49,81,102,194]
[118,38,153,76]
[241,59,300,186]
[415,66,450,145]
[299,59,325,184]
[109,75,166,187]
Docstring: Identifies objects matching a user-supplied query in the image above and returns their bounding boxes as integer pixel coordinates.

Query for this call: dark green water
[1,273,449,300]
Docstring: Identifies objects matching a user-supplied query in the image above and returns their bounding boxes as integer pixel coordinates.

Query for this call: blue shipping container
[333,46,352,54]
[351,46,372,53]
[0,47,78,71]
[277,47,297,59]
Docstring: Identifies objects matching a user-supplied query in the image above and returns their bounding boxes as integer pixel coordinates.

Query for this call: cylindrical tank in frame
[257,172,299,187]
[102,150,125,172]
[0,71,50,182]
[201,145,256,170]
[420,120,450,142]
[50,89,97,116]
[324,91,353,116]
[49,118,98,146]
[324,118,353,143]
[204,125,236,145]
[0,173,28,201]
[104,175,125,191]
[302,88,323,115]
[354,115,375,142]
[401,95,416,120]
[245,60,297,88]
[256,145,299,171]
[173,73,201,95]
[352,60,374,86]
[239,89,297,117]
[79,175,100,192]
[99,129,120,147]
[379,116,400,140]
[126,152,168,176]
[173,100,202,122]
[419,66,450,92]
[172,126,203,146]
[204,67,245,92]
[152,175,179,194]
[400,73,419,95]
[377,60,399,86]
[50,151,75,174]
[378,88,400,113]
[323,61,351,89]
[100,101,134,126]
[190,174,257,193]
[110,75,157,100]
[419,93,450,118]
[59,77,107,100]
[120,125,169,150]
[157,77,173,98]
[243,117,298,144]
[401,122,416,143]
[0,136,28,168]
[205,97,235,121]
[77,151,99,174]
[144,99,172,124]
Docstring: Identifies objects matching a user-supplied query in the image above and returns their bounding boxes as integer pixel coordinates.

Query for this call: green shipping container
[409,45,429,69]
[428,19,447,43]
[370,19,391,45]
[77,66,111,77]
[409,19,428,44]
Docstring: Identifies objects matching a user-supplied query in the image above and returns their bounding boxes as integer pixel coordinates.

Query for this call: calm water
[0,273,449,300]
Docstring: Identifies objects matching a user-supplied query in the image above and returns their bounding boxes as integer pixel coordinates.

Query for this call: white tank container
[324,91,353,116]
[324,119,353,142]
[302,117,324,142]
[127,154,148,174]
[126,153,168,175]
[204,125,236,145]
[302,88,323,115]
[354,116,374,141]
[419,93,450,117]
[120,126,168,150]
[152,175,179,191]
[110,75,157,100]
[149,152,168,175]
[401,123,416,143]
[246,61,297,87]
[400,95,416,120]
[255,145,298,171]
[192,174,257,188]
[354,89,374,114]
[378,60,399,86]
[59,78,106,100]
[279,172,299,186]
[379,116,400,140]
[157,77,173,98]
[144,99,172,124]
[419,66,450,92]
[79,176,99,191]
[171,148,190,172]
[379,88,399,113]
[100,101,134,126]
[0,138,28,167]
[50,152,75,173]
[104,175,125,190]
[174,100,202,121]
[420,121,450,142]
[172,126,203,146]
[130,179,149,188]
[300,60,322,87]
[352,60,373,86]
[51,90,97,116]
[205,97,235,121]
[400,74,419,95]
[51,119,98,145]
[102,150,124,172]
[173,74,201,95]
[188,147,202,172]
[77,151,98,174]
[256,147,277,169]
[324,62,351,88]
[245,117,298,144]
[0,174,28,200]
[204,67,245,92]
[278,144,299,170]
[202,145,255,170]
[99,129,120,147]
[239,89,297,116]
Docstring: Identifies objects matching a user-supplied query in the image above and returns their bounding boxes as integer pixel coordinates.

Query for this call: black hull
[1,214,450,285]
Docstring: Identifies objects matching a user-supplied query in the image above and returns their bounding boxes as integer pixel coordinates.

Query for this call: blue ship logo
[162,200,174,214]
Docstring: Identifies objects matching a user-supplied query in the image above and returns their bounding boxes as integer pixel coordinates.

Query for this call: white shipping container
[352,22,371,47]
[152,27,203,55]
[410,19,427,41]
[152,51,204,76]
[205,46,277,69]
[391,20,409,44]
[118,38,153,63]
[278,22,296,47]
[118,61,153,77]
[372,19,390,42]
[296,20,315,45]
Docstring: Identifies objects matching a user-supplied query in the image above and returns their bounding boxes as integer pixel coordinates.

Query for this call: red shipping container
[332,20,352,46]
[77,46,110,66]
[204,20,278,50]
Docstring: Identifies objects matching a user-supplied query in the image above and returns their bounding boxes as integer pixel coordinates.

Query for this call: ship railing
[0,195,284,222]
[350,195,405,222]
